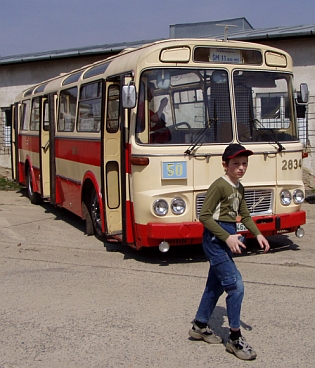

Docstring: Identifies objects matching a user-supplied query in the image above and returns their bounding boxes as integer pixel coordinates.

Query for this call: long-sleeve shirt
[199,176,261,242]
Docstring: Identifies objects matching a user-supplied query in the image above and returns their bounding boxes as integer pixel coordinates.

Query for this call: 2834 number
[282,159,302,170]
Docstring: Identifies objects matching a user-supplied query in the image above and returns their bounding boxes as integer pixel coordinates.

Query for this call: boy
[189,143,270,360]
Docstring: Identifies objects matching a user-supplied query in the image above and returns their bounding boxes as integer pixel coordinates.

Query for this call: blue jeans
[195,222,244,329]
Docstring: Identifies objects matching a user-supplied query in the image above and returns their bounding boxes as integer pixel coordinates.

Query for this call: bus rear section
[13,94,51,204]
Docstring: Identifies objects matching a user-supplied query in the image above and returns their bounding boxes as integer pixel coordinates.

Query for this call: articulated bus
[11,38,309,252]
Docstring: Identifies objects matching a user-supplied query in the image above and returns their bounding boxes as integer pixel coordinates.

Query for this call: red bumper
[135,210,306,248]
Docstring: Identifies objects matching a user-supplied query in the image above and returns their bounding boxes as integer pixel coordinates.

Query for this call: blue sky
[0,0,314,57]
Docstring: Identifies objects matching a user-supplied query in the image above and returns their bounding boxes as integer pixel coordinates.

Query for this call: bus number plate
[162,161,187,179]
[236,223,247,232]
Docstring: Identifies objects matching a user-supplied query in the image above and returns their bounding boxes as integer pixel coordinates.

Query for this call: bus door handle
[42,141,50,152]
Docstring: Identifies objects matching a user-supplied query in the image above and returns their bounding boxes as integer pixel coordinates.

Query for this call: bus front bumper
[135,210,306,248]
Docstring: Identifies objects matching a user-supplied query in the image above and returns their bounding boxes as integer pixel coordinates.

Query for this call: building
[1,18,314,182]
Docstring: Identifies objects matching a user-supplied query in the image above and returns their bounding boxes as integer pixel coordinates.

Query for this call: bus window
[136,80,172,144]
[20,101,30,131]
[30,97,40,131]
[58,87,77,132]
[43,100,50,131]
[135,69,232,144]
[106,85,120,133]
[233,71,298,142]
[77,81,102,132]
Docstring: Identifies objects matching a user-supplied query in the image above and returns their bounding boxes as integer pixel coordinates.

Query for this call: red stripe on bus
[19,134,40,153]
[55,138,101,166]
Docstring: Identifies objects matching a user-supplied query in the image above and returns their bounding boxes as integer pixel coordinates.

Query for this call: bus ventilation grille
[196,189,273,218]
[168,238,188,245]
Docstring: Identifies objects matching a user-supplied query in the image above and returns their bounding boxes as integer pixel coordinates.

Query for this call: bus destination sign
[210,48,241,64]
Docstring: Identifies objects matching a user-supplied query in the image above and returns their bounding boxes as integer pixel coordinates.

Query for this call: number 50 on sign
[162,161,187,179]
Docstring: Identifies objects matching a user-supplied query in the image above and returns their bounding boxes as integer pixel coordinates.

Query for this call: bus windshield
[135,69,298,145]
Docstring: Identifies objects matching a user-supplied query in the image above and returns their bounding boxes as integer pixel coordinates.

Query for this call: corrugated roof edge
[0,38,161,65]
[210,24,315,41]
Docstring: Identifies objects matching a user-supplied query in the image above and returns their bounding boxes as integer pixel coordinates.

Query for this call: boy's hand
[256,234,270,253]
[226,234,246,254]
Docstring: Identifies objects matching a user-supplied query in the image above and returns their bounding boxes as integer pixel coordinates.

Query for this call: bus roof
[15,38,293,100]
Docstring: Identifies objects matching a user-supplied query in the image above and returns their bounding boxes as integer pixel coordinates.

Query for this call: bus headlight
[153,199,168,216]
[171,197,186,215]
[293,189,304,204]
[280,189,291,205]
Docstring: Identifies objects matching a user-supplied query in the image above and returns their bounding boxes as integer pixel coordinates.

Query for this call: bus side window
[43,100,50,131]
[20,101,30,131]
[30,97,40,131]
[58,87,77,132]
[78,81,102,132]
[106,85,120,133]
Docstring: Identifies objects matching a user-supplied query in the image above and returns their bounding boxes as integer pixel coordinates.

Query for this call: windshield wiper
[252,119,285,152]
[184,118,216,155]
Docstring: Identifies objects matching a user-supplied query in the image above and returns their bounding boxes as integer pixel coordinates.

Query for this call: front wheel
[26,167,42,204]
[90,188,104,238]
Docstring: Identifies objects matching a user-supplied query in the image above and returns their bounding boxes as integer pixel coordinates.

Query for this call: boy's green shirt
[199,176,261,242]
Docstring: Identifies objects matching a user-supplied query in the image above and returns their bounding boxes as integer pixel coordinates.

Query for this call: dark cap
[222,144,253,161]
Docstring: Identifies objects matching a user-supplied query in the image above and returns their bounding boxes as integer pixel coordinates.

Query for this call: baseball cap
[222,144,253,161]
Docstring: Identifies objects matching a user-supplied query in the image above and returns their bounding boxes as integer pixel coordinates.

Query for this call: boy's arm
[199,183,231,242]
[239,198,270,252]
[239,203,261,237]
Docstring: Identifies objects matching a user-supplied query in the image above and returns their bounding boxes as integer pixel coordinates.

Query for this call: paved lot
[1,189,315,367]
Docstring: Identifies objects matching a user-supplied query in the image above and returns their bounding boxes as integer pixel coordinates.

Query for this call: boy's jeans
[195,222,244,329]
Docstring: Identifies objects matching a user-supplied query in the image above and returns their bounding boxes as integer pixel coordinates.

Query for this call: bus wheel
[82,201,94,236]
[26,168,42,204]
[90,188,103,238]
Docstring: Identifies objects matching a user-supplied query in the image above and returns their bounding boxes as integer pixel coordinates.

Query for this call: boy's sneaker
[226,336,257,360]
[189,322,222,344]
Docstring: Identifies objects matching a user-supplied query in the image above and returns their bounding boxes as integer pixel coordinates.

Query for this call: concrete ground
[0,189,315,368]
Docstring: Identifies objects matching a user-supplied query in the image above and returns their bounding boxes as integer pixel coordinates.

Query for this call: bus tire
[90,188,103,238]
[82,201,94,236]
[26,167,42,205]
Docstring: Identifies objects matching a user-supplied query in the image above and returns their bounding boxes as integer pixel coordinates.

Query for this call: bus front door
[103,82,122,236]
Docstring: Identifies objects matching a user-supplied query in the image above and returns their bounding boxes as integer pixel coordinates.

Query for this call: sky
[0,0,314,58]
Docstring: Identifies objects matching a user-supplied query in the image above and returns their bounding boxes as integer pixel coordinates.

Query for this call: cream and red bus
[11,38,308,251]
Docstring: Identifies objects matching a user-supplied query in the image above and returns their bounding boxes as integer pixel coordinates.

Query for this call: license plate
[236,223,247,232]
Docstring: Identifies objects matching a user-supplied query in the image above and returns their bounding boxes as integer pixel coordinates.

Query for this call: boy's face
[223,155,249,183]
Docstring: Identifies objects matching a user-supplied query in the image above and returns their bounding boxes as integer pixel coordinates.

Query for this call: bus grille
[196,189,273,218]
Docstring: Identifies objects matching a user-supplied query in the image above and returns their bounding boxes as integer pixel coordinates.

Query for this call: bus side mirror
[300,83,309,103]
[122,83,136,108]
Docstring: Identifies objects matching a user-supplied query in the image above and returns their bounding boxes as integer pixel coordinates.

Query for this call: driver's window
[136,80,172,144]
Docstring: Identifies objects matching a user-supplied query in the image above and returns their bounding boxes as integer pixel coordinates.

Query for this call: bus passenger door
[103,82,122,235]
[40,98,50,197]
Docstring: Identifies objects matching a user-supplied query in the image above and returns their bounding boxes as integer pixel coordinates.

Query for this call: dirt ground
[0,166,11,178]
[1,189,315,367]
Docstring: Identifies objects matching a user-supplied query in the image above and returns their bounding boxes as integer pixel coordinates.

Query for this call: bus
[11,38,309,252]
